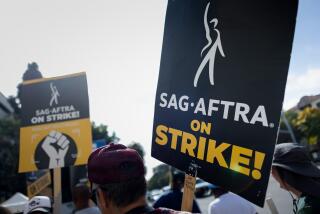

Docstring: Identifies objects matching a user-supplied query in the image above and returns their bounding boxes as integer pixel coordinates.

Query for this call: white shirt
[75,207,101,214]
[208,192,256,214]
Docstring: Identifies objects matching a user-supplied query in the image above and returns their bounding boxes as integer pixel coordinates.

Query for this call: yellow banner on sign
[19,118,92,172]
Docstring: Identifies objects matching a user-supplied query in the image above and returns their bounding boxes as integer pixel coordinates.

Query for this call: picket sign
[18,73,92,213]
[151,0,298,207]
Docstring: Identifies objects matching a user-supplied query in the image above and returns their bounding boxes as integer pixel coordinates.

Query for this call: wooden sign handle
[53,168,62,214]
[181,162,199,212]
[181,174,196,212]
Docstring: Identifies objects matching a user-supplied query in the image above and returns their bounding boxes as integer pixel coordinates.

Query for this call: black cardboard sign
[19,73,92,172]
[151,0,298,206]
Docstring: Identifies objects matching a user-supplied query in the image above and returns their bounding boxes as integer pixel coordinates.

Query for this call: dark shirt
[153,189,201,213]
[297,194,320,214]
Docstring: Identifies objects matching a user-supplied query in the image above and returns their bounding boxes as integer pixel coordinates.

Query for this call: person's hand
[41,130,70,168]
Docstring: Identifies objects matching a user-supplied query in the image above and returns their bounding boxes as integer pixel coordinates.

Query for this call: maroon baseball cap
[88,143,145,184]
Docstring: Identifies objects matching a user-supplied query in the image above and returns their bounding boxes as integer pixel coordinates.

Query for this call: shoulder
[208,193,256,213]
[153,192,173,207]
[159,190,176,198]
[228,193,255,207]
[156,191,177,202]
[227,192,250,203]
[208,198,222,212]
[90,207,101,214]
[209,198,220,207]
[75,207,101,214]
[155,191,173,201]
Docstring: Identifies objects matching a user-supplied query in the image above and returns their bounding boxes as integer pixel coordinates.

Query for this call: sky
[0,0,319,179]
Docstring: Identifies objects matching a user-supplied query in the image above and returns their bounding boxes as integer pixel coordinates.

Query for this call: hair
[72,183,91,203]
[98,177,146,207]
[275,166,320,198]
[171,172,184,189]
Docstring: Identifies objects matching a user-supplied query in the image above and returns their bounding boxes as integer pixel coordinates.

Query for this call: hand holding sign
[41,130,70,168]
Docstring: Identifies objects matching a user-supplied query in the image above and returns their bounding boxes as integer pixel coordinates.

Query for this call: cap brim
[29,208,50,213]
[272,162,320,178]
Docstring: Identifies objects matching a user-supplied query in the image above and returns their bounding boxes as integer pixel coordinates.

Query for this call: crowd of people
[1,142,320,214]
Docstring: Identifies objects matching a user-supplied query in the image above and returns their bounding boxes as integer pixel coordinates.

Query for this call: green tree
[0,117,26,201]
[147,164,170,191]
[127,142,145,161]
[280,111,298,130]
[91,122,119,143]
[278,110,301,144]
[17,62,43,104]
[22,62,43,81]
[293,107,320,145]
[0,63,42,201]
[0,117,21,142]
[127,142,147,175]
[7,96,21,116]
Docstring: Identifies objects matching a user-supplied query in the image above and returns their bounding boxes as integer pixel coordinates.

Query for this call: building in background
[290,94,320,112]
[0,92,13,119]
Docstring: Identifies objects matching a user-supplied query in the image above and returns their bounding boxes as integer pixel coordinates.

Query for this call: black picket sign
[152,0,298,206]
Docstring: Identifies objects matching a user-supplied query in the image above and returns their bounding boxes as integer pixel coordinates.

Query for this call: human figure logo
[194,2,226,87]
[49,82,60,106]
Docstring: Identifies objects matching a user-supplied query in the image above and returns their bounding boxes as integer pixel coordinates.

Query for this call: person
[72,183,101,214]
[23,196,52,214]
[0,206,12,214]
[87,143,191,214]
[208,187,256,214]
[153,171,201,213]
[271,143,320,214]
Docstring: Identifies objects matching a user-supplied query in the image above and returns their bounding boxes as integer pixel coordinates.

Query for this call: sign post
[53,168,62,214]
[152,0,298,207]
[181,162,198,212]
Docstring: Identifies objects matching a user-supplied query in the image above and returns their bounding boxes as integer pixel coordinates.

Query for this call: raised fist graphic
[41,130,70,168]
